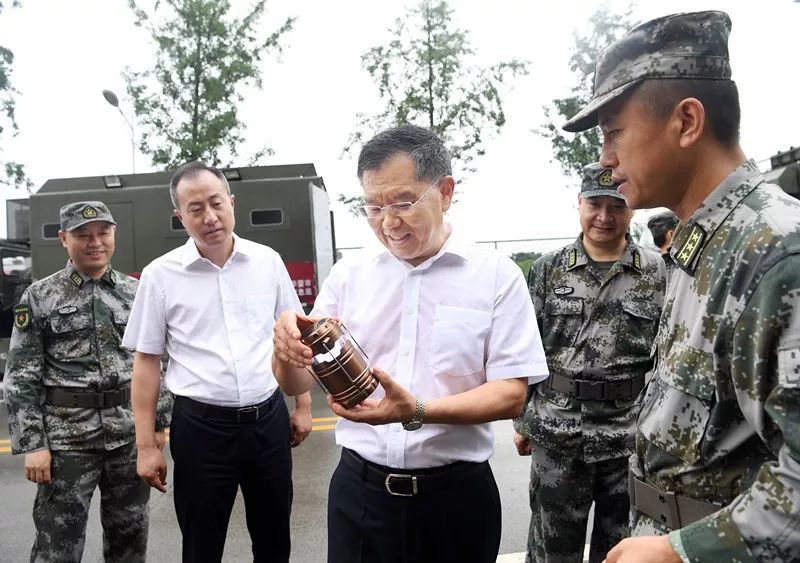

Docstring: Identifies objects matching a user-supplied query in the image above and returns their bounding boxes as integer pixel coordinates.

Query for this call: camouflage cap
[563,11,732,132]
[59,201,116,231]
[581,162,623,199]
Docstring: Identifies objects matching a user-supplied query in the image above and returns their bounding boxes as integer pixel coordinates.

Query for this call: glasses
[359,180,440,219]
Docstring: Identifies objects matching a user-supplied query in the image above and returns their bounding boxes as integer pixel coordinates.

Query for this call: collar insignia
[633,251,642,271]
[676,225,706,269]
[567,249,577,268]
[70,271,84,288]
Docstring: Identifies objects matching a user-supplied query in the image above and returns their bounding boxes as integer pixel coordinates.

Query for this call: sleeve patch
[13,304,31,330]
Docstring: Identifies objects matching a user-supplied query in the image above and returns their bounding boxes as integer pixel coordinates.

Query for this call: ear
[58,231,68,250]
[674,97,705,149]
[229,194,235,209]
[173,208,183,225]
[577,193,583,207]
[439,176,455,212]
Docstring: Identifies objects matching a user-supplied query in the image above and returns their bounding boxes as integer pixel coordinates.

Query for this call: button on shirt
[122,235,303,407]
[311,231,549,469]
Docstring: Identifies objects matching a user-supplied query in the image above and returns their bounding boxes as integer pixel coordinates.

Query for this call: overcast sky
[1,0,798,255]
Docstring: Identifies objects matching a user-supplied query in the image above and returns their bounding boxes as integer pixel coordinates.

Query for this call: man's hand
[154,430,167,451]
[603,536,682,563]
[513,432,532,456]
[24,449,52,483]
[137,444,168,493]
[328,367,415,426]
[272,311,316,368]
[289,404,312,447]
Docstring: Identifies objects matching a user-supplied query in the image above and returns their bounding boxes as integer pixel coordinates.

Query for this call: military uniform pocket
[48,313,93,360]
[638,343,715,464]
[542,297,583,349]
[615,301,660,356]
[112,310,129,342]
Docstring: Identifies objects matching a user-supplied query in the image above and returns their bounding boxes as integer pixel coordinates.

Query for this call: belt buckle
[385,473,418,497]
[576,379,605,400]
[236,405,259,423]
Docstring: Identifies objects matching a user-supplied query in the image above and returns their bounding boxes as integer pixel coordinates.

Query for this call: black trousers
[170,393,292,563]
[327,449,502,563]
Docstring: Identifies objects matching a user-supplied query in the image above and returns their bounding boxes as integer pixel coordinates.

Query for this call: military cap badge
[14,304,31,330]
[597,169,615,187]
[82,205,98,219]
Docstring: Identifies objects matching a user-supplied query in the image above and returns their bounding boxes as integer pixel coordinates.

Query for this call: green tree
[340,0,527,210]
[125,0,294,168]
[510,250,543,277]
[0,0,32,191]
[539,5,637,179]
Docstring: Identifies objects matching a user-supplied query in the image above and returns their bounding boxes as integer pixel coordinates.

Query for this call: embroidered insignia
[70,272,84,287]
[82,206,98,219]
[58,306,77,315]
[567,249,577,268]
[676,225,706,269]
[14,304,31,330]
[597,169,615,187]
[554,286,574,296]
[633,251,641,271]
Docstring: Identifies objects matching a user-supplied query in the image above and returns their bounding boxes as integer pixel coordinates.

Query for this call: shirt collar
[181,232,248,269]
[65,260,117,288]
[669,159,762,275]
[566,234,642,273]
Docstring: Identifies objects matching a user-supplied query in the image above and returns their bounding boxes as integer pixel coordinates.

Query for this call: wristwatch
[402,397,425,431]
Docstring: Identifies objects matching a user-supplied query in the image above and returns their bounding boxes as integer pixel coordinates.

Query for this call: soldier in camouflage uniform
[564,10,800,563]
[514,163,665,563]
[4,201,172,563]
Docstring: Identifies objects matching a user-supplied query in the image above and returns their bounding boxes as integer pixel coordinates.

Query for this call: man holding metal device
[273,124,550,563]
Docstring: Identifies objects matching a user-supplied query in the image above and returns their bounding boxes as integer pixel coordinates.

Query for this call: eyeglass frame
[359,179,442,219]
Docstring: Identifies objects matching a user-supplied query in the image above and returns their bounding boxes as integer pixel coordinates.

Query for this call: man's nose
[599,141,617,169]
[381,210,401,229]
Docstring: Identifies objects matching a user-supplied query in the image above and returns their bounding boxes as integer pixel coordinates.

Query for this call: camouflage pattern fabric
[30,442,149,563]
[632,160,800,561]
[5,261,171,454]
[515,235,665,463]
[526,445,629,563]
[564,10,733,132]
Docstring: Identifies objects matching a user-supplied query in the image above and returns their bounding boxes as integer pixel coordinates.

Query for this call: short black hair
[647,211,679,248]
[357,125,452,183]
[169,161,230,209]
[638,79,741,147]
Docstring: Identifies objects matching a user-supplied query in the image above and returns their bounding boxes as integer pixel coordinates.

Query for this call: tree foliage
[344,0,527,173]
[125,0,294,168]
[539,5,637,179]
[0,0,32,191]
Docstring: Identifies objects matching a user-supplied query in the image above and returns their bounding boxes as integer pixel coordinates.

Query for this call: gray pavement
[0,387,540,562]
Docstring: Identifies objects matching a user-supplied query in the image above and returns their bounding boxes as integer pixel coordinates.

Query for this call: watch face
[402,420,423,431]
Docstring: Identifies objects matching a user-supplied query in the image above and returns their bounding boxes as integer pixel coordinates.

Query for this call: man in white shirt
[272,125,549,563]
[124,161,311,563]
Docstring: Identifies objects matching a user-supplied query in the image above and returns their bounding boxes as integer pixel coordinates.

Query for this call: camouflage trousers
[526,446,630,563]
[30,441,150,563]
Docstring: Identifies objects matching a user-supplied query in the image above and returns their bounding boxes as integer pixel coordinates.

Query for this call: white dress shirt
[122,235,303,407]
[311,230,549,469]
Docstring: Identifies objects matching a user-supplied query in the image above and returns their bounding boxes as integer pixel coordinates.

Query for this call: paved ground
[0,387,590,562]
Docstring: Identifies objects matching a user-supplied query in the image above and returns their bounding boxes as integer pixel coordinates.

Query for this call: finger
[42,466,51,483]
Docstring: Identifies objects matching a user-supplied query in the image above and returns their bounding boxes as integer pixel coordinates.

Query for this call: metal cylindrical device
[300,318,378,408]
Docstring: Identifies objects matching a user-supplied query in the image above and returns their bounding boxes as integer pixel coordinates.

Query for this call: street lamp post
[102,89,136,173]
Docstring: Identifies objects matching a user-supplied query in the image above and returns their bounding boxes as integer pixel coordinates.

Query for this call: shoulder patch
[553,286,574,296]
[14,304,31,330]
[567,249,577,268]
[82,205,98,219]
[676,225,706,269]
[70,272,84,288]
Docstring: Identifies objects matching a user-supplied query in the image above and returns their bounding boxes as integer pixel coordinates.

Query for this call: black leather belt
[630,474,722,530]
[341,448,487,497]
[45,385,131,409]
[174,393,278,423]
[546,372,644,401]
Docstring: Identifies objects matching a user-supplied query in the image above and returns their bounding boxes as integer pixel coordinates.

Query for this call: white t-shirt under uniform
[311,232,549,469]
[122,235,303,408]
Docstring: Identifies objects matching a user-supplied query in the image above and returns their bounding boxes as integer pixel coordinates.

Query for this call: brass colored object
[300,318,377,408]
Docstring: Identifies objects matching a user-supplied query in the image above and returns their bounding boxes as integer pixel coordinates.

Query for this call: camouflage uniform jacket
[515,235,665,463]
[634,161,800,561]
[5,262,172,454]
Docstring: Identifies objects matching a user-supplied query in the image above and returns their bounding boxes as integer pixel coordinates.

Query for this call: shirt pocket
[48,312,93,360]
[245,292,277,332]
[638,342,716,465]
[542,297,583,349]
[428,306,491,377]
[615,300,660,357]
[112,310,129,343]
